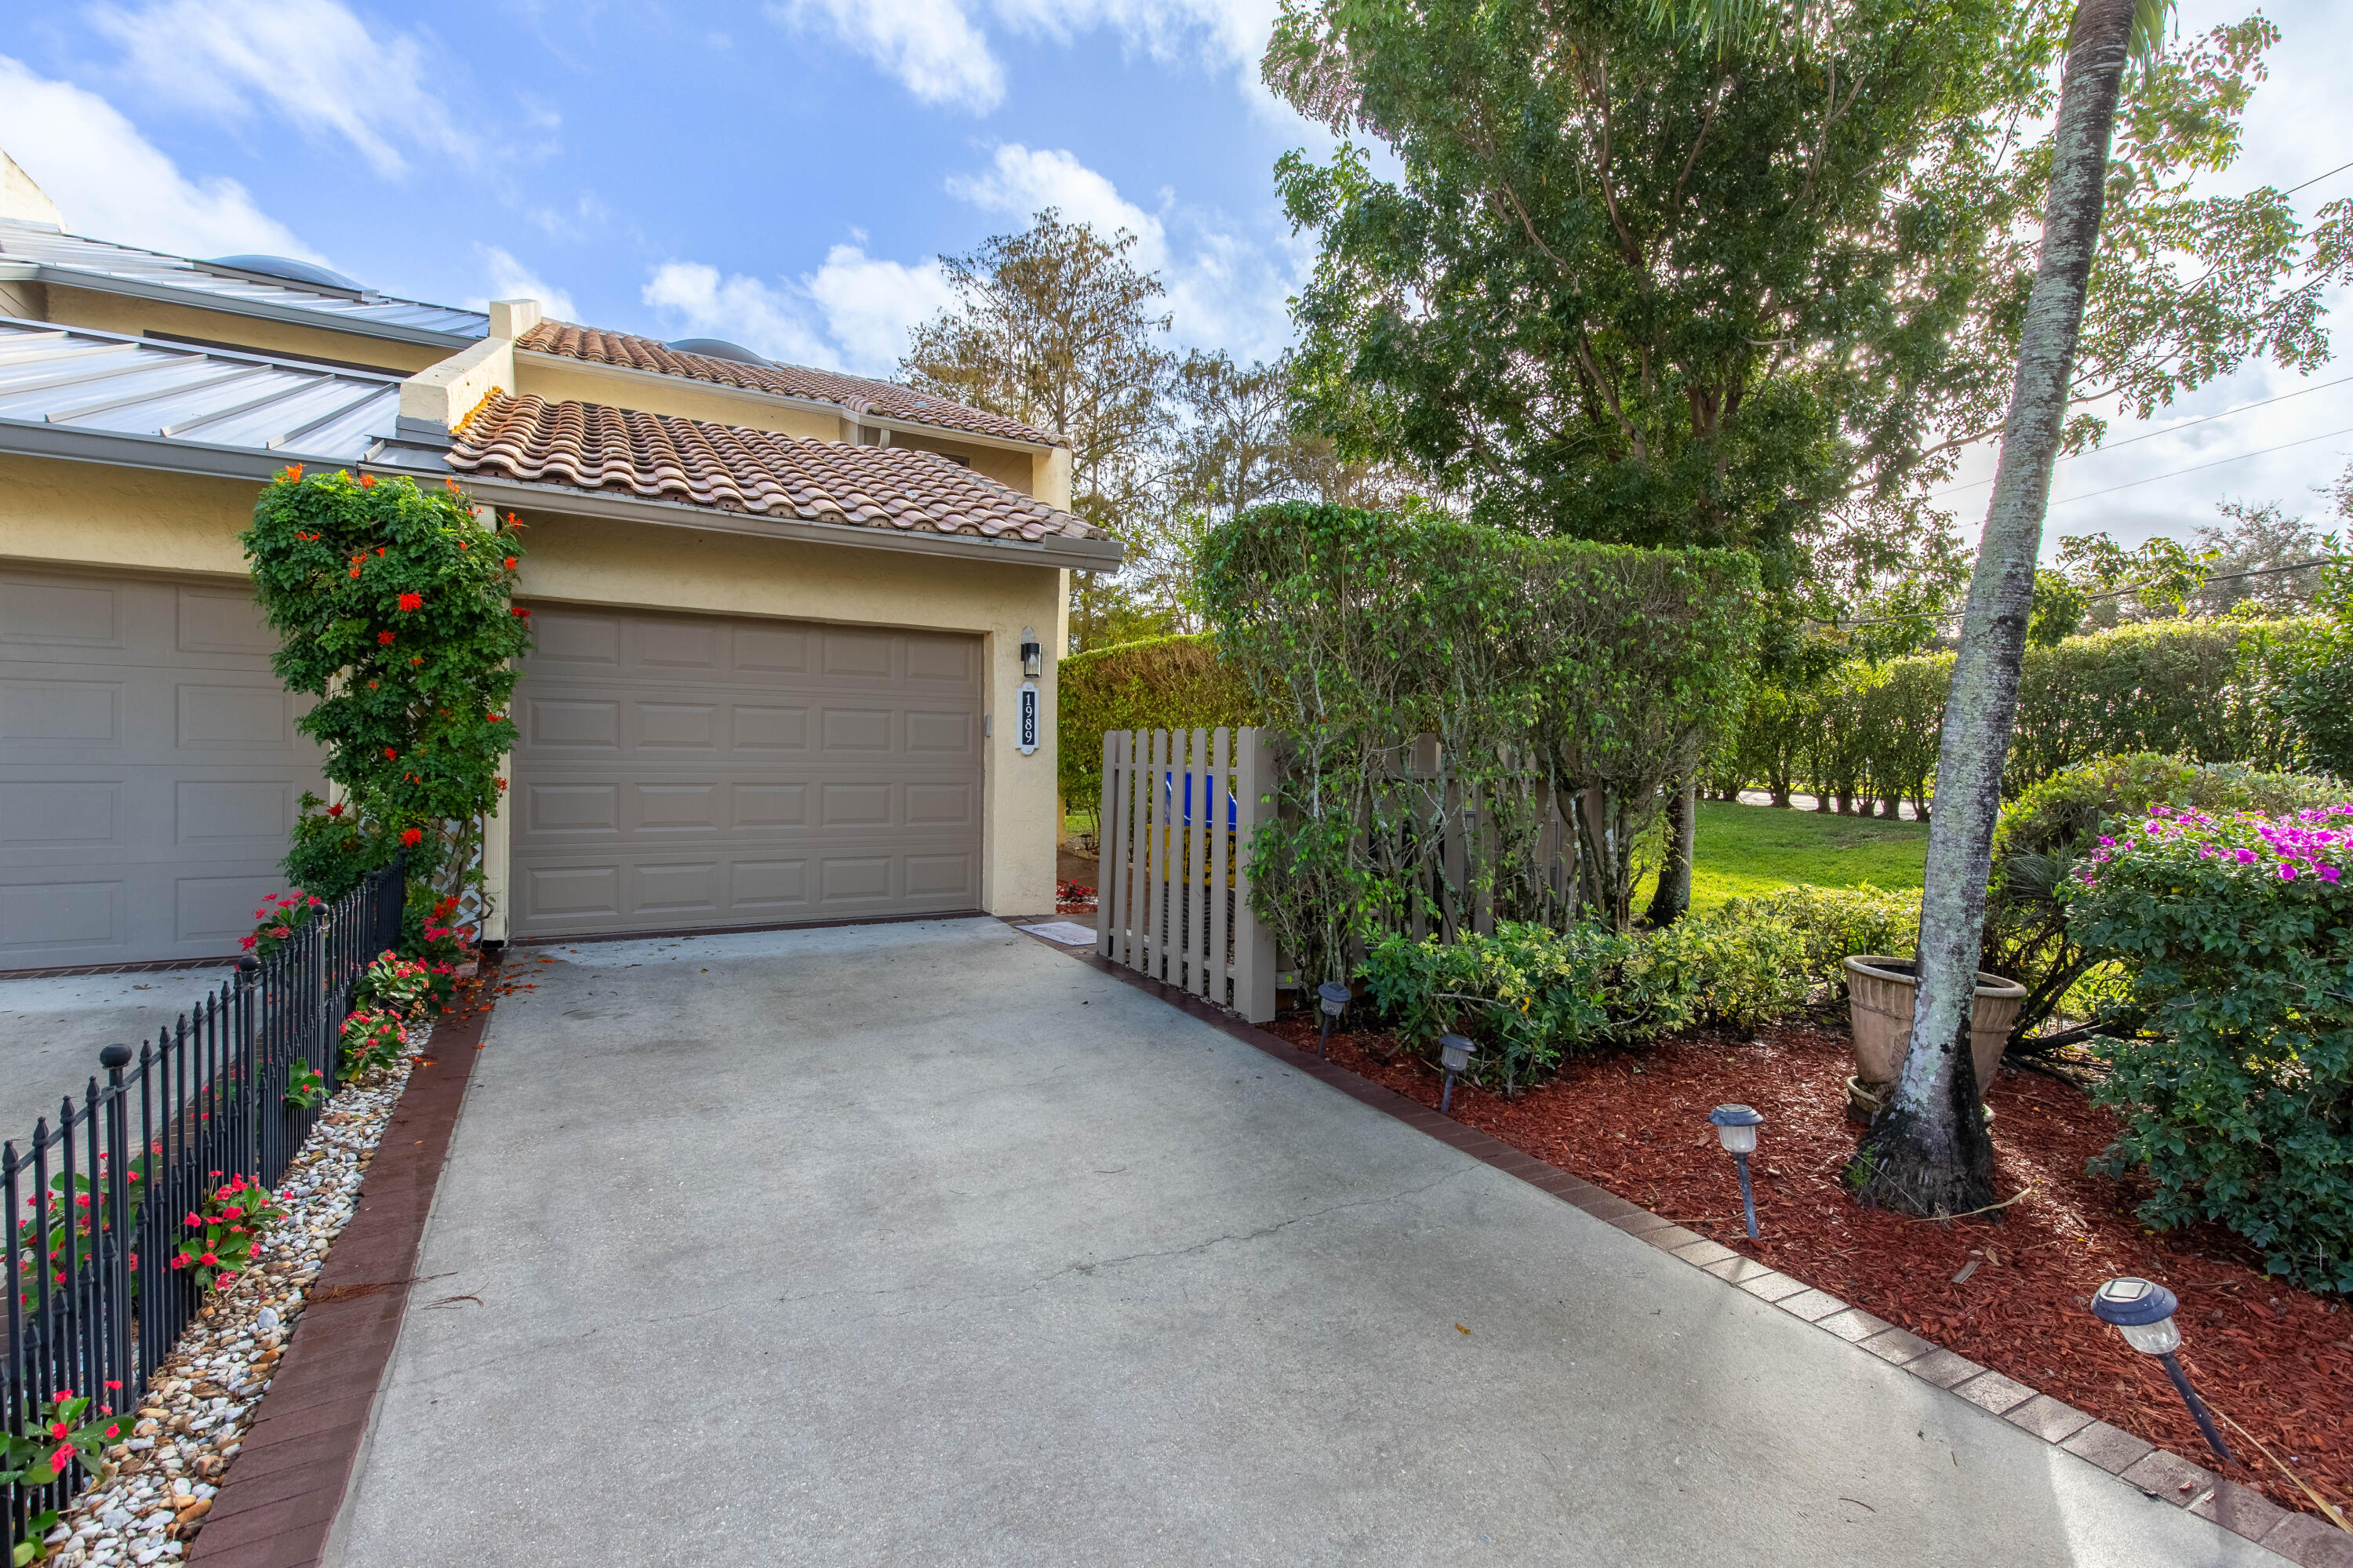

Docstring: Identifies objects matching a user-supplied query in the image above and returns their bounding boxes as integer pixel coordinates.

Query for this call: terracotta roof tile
[516,321,1063,448]
[446,393,1103,546]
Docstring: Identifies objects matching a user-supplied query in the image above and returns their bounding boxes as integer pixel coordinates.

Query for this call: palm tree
[1661,0,2169,1213]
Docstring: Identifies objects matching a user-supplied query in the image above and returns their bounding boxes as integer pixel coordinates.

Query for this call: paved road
[331,919,2278,1566]
[0,967,233,1146]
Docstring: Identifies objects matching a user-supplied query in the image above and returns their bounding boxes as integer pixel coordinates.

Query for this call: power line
[2282,157,2353,198]
[1816,557,2333,631]
[2047,424,2353,505]
[1928,373,2353,498]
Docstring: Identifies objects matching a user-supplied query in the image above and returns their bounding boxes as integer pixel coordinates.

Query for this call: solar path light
[2091,1278,2233,1464]
[1708,1104,1765,1239]
[1437,1033,1477,1115]
[1315,982,1351,1058]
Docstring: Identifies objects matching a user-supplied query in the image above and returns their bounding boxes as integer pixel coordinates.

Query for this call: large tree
[902,210,1176,649]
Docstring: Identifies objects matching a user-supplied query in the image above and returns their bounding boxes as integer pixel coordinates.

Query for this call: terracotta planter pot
[1842,955,2027,1105]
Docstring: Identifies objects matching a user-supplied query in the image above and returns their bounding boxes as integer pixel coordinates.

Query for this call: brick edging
[1008,922,2344,1567]
[184,964,504,1568]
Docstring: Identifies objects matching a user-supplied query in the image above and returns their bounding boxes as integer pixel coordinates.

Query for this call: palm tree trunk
[1854,0,2139,1217]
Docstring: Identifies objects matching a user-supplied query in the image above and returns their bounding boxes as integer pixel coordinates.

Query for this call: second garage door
[509,606,984,940]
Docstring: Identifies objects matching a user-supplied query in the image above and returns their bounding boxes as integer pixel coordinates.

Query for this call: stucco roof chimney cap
[666,337,773,367]
[206,253,365,293]
[2,148,65,229]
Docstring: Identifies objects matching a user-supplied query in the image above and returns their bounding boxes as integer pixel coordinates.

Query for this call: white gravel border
[35,1025,433,1568]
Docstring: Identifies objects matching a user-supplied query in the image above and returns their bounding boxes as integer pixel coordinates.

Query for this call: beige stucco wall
[0,453,1063,920]
[31,286,449,373]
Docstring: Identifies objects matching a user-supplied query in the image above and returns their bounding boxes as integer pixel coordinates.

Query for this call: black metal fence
[4,860,404,1542]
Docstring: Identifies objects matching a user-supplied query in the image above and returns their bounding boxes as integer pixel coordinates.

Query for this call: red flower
[360,473,376,488]
[401,827,424,846]
[378,630,396,645]
[384,747,398,760]
[184,1212,201,1226]
[327,802,345,817]
[511,606,531,617]
[504,555,518,569]
[398,591,424,613]
[104,1381,121,1391]
[487,712,504,722]
[349,566,362,579]
[494,777,507,791]
[238,935,258,950]
[49,1423,67,1439]
[199,1252,217,1266]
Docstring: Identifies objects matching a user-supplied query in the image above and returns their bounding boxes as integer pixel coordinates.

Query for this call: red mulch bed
[1266,1010,2353,1523]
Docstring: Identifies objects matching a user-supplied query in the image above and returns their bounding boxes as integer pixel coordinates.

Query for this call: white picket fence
[1095,726,1280,1021]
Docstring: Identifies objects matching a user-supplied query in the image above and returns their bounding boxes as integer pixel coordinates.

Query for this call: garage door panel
[530,608,624,668]
[3,678,122,744]
[905,635,975,684]
[905,853,976,899]
[1,879,122,955]
[734,626,809,674]
[821,629,893,679]
[0,569,323,969]
[2,578,121,647]
[731,783,807,829]
[178,682,298,748]
[175,779,299,846]
[732,705,808,751]
[511,606,984,939]
[177,586,282,655]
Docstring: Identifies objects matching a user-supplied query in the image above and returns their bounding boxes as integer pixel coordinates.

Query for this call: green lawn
[1674,799,1929,911]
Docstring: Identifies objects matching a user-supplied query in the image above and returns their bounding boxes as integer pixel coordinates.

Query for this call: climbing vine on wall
[242,467,533,920]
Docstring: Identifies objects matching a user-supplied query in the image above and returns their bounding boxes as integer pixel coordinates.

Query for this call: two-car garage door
[507,605,984,941]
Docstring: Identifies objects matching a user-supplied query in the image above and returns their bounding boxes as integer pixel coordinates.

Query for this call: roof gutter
[0,262,480,351]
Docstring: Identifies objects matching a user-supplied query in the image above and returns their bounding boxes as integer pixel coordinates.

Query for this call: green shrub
[1986,752,2343,1044]
[1359,900,1835,1089]
[1359,921,1622,1090]
[1715,883,1921,987]
[2064,802,2353,1293]
[1056,633,1254,815]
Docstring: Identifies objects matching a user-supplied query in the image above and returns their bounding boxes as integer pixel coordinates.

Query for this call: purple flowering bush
[2064,804,2353,1293]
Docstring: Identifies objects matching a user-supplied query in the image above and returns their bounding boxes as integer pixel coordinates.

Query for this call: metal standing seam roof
[0,220,487,341]
[0,317,402,464]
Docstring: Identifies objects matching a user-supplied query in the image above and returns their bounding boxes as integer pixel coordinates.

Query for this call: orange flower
[503,556,518,569]
[359,474,376,489]
[282,463,304,483]
[445,477,460,492]
[349,566,362,578]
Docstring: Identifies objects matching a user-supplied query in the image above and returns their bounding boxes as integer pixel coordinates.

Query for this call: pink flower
[2322,866,2342,884]
[2235,848,2257,864]
[2281,863,2298,880]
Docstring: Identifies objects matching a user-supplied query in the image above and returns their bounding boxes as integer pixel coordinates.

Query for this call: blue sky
[2,0,2348,554]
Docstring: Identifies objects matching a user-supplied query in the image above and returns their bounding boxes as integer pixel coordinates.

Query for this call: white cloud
[947,144,1166,264]
[0,56,321,260]
[948,143,1300,361]
[469,246,578,324]
[642,249,954,377]
[768,0,1278,113]
[88,0,469,179]
[766,0,1004,111]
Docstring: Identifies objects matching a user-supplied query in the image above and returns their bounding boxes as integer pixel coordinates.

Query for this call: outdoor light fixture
[1020,629,1043,679]
[1316,981,1351,1058]
[1708,1104,1765,1239]
[2092,1278,2234,1464]
[1438,1032,1477,1115]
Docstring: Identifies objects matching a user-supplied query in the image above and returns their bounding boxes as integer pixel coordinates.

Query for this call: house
[0,161,1118,970]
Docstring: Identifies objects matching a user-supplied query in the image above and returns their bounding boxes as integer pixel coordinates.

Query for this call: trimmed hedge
[1056,633,1255,813]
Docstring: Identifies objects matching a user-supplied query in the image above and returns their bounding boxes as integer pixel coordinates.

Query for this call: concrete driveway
[330,919,2279,1566]
[1,966,232,1144]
